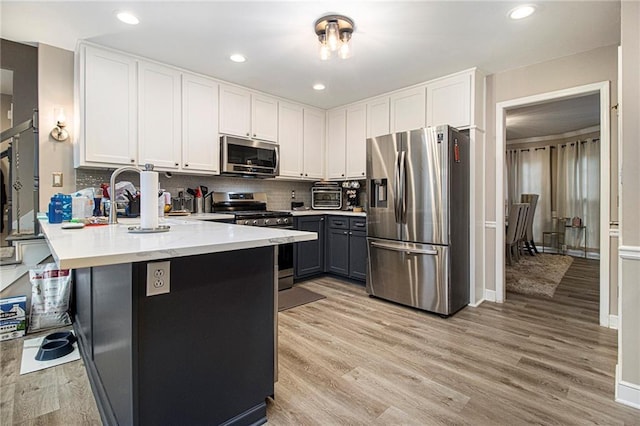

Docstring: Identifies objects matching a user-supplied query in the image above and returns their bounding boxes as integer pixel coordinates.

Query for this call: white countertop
[39,217,316,270]
[280,210,366,217]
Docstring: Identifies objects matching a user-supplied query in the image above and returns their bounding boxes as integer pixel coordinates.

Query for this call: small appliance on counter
[342,180,362,210]
[311,182,342,210]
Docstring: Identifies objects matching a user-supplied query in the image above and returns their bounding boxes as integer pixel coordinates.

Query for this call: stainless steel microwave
[221,135,279,178]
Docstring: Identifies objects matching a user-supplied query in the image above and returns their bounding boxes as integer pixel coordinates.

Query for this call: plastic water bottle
[48,194,63,223]
[61,194,72,222]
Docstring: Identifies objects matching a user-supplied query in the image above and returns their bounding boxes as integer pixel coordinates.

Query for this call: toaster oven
[312,187,342,209]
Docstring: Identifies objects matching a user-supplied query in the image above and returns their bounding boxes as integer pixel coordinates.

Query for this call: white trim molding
[619,246,640,260]
[468,298,486,308]
[616,365,640,410]
[507,125,601,145]
[484,289,496,302]
[609,315,618,330]
[495,81,611,322]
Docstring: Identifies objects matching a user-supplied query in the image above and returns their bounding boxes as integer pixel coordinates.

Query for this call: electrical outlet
[146,261,170,296]
[52,172,63,187]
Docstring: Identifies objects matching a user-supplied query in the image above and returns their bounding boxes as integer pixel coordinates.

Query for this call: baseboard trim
[616,366,640,410]
[468,298,485,308]
[608,315,618,329]
[484,289,496,302]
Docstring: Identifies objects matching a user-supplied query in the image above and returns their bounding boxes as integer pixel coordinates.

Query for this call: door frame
[495,81,611,327]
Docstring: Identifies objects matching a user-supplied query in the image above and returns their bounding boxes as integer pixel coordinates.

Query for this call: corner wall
[37,44,76,207]
[484,45,619,315]
[617,0,640,409]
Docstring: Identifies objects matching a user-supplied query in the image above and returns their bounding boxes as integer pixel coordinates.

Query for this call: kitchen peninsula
[39,217,316,426]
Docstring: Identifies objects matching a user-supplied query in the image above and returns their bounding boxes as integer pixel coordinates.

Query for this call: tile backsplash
[76,169,366,211]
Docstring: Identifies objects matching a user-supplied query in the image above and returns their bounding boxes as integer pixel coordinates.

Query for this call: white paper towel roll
[140,170,159,229]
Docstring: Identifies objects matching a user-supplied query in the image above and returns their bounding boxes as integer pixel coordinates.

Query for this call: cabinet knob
[320,218,324,221]
[184,163,189,167]
[362,172,365,176]
[253,134,256,137]
[305,173,308,177]
[175,162,179,166]
[344,231,348,235]
[300,173,303,176]
[246,133,250,136]
[349,232,353,235]
[341,174,345,177]
[130,159,135,163]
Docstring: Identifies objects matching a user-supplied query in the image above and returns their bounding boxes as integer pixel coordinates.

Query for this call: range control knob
[276,218,282,224]
[244,220,250,225]
[265,219,270,225]
[283,218,290,224]
[252,220,258,225]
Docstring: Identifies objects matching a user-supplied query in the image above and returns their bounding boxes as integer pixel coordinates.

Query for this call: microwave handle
[274,146,280,174]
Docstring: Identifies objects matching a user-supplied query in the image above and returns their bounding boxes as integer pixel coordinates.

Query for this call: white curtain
[556,139,600,250]
[505,146,552,244]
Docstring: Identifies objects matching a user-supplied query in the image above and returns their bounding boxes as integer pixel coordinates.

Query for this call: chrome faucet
[108,163,154,224]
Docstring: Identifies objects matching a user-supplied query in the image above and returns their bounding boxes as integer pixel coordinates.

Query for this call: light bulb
[338,38,351,59]
[326,22,339,51]
[319,43,331,60]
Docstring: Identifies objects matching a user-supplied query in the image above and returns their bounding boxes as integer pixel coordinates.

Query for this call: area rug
[278,287,326,312]
[506,254,574,298]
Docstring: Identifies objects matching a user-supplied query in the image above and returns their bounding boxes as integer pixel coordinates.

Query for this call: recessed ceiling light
[509,4,536,20]
[230,54,247,63]
[313,83,326,91]
[117,12,139,25]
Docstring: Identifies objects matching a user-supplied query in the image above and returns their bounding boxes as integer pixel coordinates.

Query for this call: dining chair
[506,203,529,265]
[520,193,540,255]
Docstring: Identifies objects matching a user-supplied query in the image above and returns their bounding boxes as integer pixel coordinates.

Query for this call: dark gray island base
[73,246,276,426]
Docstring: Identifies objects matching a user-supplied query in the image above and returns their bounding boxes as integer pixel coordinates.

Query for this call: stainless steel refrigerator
[366,125,469,316]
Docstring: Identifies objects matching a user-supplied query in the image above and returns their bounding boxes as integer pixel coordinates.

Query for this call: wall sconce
[50,107,69,142]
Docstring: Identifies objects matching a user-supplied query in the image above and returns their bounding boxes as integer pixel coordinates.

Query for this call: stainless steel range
[212,192,294,290]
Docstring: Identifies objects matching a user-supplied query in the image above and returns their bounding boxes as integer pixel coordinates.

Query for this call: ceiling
[0,1,621,110]
[506,94,600,140]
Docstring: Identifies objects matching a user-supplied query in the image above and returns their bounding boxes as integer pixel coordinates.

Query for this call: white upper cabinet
[327,108,347,179]
[302,107,325,180]
[278,102,304,178]
[138,61,182,169]
[390,86,426,133]
[426,73,471,128]
[219,85,251,138]
[367,97,390,138]
[81,45,137,167]
[251,95,278,142]
[345,103,367,179]
[182,73,219,174]
[219,85,278,142]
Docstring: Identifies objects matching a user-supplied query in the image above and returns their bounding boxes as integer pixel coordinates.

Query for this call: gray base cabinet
[294,215,325,278]
[73,247,275,426]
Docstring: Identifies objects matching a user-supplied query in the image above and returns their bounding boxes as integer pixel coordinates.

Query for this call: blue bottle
[61,195,72,222]
[48,195,63,223]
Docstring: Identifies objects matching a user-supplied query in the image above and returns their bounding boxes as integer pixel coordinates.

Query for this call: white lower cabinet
[182,73,220,174]
[138,61,182,169]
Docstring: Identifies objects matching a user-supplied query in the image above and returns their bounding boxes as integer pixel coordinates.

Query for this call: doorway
[495,81,612,327]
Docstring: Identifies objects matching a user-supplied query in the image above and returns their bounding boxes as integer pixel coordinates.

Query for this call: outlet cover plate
[146,261,170,296]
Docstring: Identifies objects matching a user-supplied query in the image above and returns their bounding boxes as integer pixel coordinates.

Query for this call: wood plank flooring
[1,257,638,424]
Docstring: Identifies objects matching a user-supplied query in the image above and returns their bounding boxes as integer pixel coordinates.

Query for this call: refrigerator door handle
[370,241,438,256]
[399,150,407,223]
[394,151,401,223]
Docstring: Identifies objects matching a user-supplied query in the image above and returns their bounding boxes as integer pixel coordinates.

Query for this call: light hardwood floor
[1,257,638,424]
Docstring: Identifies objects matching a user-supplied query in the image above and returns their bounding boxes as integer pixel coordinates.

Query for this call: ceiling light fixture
[313,83,326,91]
[315,14,354,60]
[117,12,139,25]
[509,4,536,20]
[230,54,247,63]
